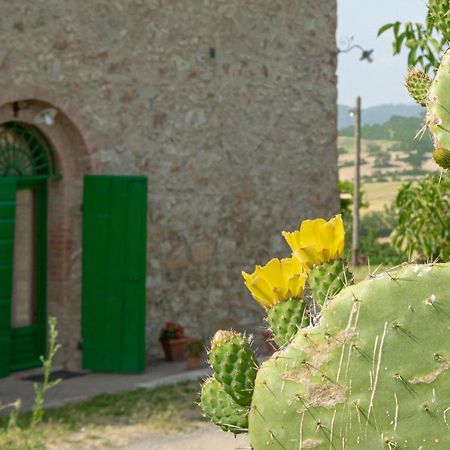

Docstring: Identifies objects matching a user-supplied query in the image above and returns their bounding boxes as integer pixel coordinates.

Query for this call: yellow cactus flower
[242,257,308,309]
[282,214,345,268]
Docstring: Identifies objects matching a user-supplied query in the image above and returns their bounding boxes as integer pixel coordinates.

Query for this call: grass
[0,380,204,450]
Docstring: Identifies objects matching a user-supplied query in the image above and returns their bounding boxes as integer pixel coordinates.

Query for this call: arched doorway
[0,121,59,376]
[0,93,94,374]
[0,92,148,377]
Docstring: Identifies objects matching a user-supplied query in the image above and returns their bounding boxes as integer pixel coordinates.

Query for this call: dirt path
[118,423,250,450]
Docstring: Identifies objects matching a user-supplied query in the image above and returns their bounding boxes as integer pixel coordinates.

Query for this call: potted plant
[185,339,205,370]
[159,322,188,361]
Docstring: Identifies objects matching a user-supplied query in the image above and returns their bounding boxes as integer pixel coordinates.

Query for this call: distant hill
[339,115,430,150]
[338,104,424,130]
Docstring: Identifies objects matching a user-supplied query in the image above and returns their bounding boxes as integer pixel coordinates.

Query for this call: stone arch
[0,88,94,369]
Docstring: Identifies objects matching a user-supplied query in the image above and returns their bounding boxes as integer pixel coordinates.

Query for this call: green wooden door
[0,121,56,378]
[0,180,16,377]
[9,181,47,372]
[0,180,48,376]
[82,175,147,372]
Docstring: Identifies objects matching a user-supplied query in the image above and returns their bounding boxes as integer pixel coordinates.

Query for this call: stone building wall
[0,0,338,366]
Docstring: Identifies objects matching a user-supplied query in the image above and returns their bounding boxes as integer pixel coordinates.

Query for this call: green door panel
[82,175,147,373]
[9,182,47,373]
[0,180,16,377]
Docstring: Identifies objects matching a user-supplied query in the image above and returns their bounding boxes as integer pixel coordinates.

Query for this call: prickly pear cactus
[404,0,450,170]
[249,263,450,449]
[200,214,450,449]
[426,49,450,171]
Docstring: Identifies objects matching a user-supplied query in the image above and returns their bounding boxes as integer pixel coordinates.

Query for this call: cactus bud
[405,68,432,106]
[432,147,450,170]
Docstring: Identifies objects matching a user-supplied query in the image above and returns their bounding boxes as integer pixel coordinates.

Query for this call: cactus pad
[208,331,257,406]
[427,49,450,164]
[405,69,432,107]
[266,298,310,348]
[308,259,352,307]
[248,263,450,449]
[200,377,249,433]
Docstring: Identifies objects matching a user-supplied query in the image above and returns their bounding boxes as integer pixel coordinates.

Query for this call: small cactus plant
[200,215,450,449]
[404,0,450,170]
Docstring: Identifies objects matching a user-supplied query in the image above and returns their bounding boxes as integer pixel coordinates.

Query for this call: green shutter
[0,180,16,377]
[82,175,147,372]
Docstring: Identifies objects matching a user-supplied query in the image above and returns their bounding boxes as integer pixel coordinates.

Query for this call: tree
[378,10,447,72]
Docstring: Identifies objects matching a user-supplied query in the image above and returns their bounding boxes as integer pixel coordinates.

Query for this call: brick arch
[0,88,94,370]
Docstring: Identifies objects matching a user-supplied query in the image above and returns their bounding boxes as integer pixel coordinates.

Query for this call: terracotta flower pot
[186,356,203,370]
[161,338,189,361]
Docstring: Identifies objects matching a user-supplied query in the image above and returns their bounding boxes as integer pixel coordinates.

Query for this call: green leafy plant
[0,317,61,450]
[378,15,447,72]
[30,317,61,427]
[392,173,450,261]
[360,207,403,266]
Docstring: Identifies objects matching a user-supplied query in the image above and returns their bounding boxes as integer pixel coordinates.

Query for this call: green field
[363,181,402,212]
[338,133,439,213]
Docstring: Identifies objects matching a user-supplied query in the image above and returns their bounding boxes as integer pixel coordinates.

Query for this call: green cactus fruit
[266,297,310,348]
[428,0,450,41]
[200,377,249,434]
[405,68,432,107]
[308,259,353,307]
[249,263,450,449]
[433,147,450,170]
[208,330,258,406]
[427,49,450,156]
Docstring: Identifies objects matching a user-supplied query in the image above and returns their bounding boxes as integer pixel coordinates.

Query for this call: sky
[338,0,428,107]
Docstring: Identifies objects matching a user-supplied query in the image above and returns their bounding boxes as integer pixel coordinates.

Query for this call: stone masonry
[0,0,338,367]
